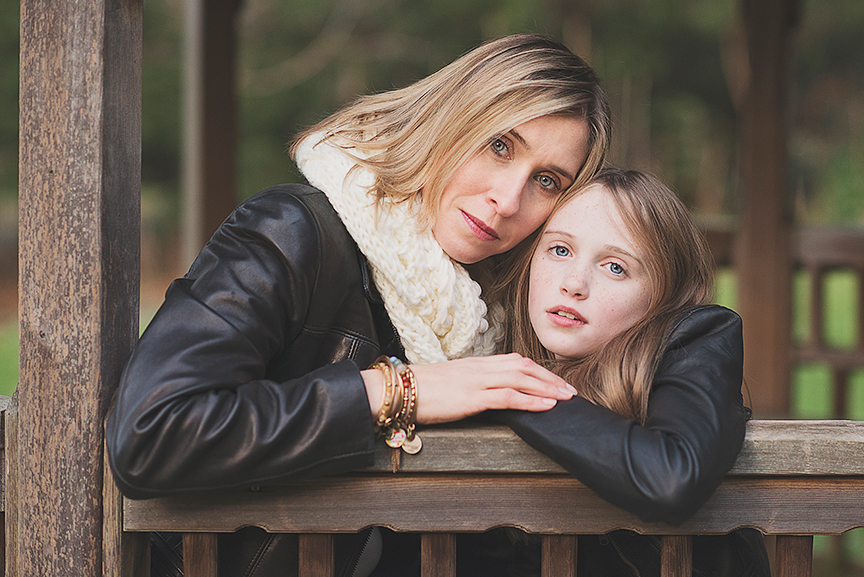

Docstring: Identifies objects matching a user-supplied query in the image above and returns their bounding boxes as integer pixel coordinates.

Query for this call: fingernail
[543,398,557,406]
[558,386,575,398]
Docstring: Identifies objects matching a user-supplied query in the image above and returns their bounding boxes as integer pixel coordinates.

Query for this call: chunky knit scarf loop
[295,132,502,364]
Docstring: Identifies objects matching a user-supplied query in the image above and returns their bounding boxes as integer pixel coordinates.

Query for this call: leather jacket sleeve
[494,305,748,525]
[106,186,378,499]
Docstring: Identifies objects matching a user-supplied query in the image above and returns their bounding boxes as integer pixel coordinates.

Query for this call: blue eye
[552,245,570,257]
[608,262,625,275]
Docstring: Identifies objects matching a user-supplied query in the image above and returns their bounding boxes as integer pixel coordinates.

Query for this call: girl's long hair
[496,168,715,423]
[290,33,611,229]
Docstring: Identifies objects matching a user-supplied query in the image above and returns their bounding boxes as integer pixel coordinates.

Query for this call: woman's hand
[362,353,576,425]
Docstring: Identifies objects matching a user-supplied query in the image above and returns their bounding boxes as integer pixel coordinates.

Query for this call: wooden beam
[421,533,456,577]
[541,535,577,577]
[16,0,143,574]
[736,0,799,417]
[362,421,864,477]
[123,475,864,536]
[181,0,242,268]
[299,534,335,577]
[660,535,693,577]
[776,535,813,577]
[183,533,218,577]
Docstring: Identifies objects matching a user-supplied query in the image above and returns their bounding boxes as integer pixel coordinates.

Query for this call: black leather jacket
[106,184,768,577]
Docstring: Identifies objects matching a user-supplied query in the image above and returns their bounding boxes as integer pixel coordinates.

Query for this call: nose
[560,265,589,299]
[487,175,526,218]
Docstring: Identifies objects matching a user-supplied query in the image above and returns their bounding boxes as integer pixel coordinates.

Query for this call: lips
[461,211,499,241]
[548,307,586,326]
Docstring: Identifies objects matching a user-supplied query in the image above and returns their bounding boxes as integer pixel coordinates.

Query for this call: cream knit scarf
[295,133,502,364]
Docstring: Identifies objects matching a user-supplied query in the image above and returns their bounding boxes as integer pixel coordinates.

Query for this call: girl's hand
[362,353,576,425]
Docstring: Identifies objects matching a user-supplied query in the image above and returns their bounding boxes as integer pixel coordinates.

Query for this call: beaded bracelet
[369,355,422,454]
[370,357,400,433]
[388,356,421,454]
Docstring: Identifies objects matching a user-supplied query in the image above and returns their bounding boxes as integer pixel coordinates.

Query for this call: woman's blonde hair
[290,33,611,229]
[496,168,715,423]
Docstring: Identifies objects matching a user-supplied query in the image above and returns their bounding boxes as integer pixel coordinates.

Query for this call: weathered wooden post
[736,0,799,417]
[13,0,146,574]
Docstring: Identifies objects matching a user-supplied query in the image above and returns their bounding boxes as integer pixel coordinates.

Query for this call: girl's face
[431,115,590,264]
[528,183,652,359]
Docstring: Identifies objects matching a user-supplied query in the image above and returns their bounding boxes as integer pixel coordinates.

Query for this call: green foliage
[0,319,16,397]
[0,0,19,199]
[142,0,183,200]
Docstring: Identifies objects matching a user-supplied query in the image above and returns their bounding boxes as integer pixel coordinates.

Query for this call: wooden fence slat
[660,535,693,577]
[858,266,864,353]
[776,535,813,577]
[299,534,334,577]
[541,535,577,577]
[809,267,824,351]
[183,533,218,577]
[832,368,849,419]
[421,533,456,577]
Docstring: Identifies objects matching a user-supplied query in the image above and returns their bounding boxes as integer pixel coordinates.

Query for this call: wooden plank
[421,533,456,577]
[183,533,218,577]
[732,420,864,475]
[371,424,568,474]
[17,0,141,574]
[793,347,864,370]
[660,535,692,577]
[541,535,576,577]
[123,475,864,536]
[776,535,813,577]
[795,228,864,269]
[299,534,334,577]
[369,422,864,476]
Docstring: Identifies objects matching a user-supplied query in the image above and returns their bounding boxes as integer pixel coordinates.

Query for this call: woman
[107,34,611,576]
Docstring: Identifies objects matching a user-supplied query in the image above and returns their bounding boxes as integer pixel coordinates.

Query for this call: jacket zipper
[605,533,643,577]
[346,528,376,577]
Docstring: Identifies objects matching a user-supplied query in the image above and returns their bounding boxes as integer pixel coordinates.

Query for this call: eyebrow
[509,128,576,184]
[542,230,644,264]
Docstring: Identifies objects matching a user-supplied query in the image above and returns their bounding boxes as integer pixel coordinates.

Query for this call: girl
[505,166,714,423]
[493,167,770,576]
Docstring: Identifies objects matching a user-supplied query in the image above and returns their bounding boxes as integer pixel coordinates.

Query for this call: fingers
[474,353,576,400]
[409,354,577,424]
[481,387,559,412]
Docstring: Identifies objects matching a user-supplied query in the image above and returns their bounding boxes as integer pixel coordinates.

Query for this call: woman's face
[431,115,590,264]
[528,183,652,359]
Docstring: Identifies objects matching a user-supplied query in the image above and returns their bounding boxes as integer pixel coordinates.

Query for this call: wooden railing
[113,419,864,577]
[707,226,864,418]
